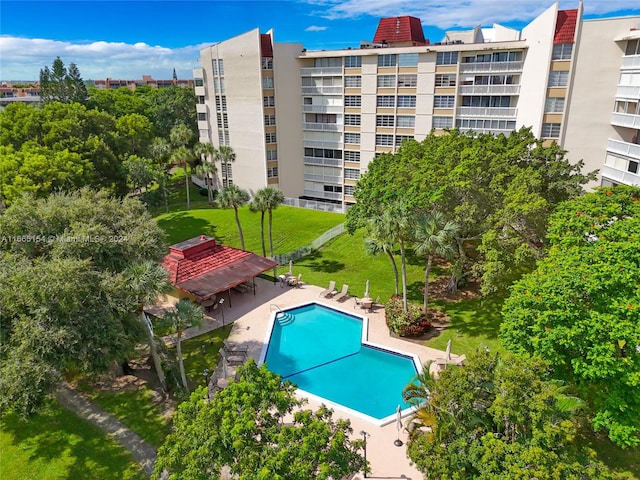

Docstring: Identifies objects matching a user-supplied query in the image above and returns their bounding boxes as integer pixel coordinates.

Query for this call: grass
[0,401,144,480]
[179,324,234,390]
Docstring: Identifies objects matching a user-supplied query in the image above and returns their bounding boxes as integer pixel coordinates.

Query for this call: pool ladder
[271,304,294,326]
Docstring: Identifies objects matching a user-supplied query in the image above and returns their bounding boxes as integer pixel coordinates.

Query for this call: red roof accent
[373,16,428,46]
[261,34,273,58]
[554,9,578,44]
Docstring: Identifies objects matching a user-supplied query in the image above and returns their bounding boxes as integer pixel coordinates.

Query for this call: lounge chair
[320,280,337,298]
[335,284,350,302]
[219,347,246,366]
[223,339,248,354]
[353,297,361,309]
[288,273,302,288]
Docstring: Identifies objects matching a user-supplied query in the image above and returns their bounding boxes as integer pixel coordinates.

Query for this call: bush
[385,296,428,337]
[198,187,208,197]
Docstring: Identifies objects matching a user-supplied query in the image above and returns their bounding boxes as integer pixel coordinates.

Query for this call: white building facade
[194,3,640,212]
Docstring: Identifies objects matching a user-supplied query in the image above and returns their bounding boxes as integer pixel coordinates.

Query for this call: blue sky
[1,0,639,81]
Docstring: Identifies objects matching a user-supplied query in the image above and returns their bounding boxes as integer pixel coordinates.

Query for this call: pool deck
[159,277,460,479]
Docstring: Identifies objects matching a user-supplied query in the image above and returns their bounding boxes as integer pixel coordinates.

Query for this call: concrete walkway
[55,384,158,477]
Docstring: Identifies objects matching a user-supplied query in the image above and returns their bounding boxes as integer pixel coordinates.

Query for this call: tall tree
[262,187,284,259]
[249,190,269,257]
[382,199,414,311]
[365,216,399,296]
[65,62,89,104]
[194,142,216,203]
[163,299,203,390]
[169,123,195,210]
[501,186,640,448]
[154,361,366,479]
[149,137,172,213]
[214,145,236,187]
[413,211,459,316]
[218,185,250,250]
[39,57,88,104]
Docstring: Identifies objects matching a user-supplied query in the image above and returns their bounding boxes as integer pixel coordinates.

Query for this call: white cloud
[305,0,640,28]
[305,25,329,31]
[0,36,209,81]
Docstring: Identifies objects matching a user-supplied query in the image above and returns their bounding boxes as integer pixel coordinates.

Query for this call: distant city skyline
[1,0,640,81]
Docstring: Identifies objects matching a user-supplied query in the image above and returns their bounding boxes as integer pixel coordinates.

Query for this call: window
[397,115,415,128]
[548,71,569,87]
[197,95,205,104]
[456,118,516,131]
[219,78,225,93]
[436,51,458,65]
[216,96,227,111]
[376,115,394,127]
[262,77,274,88]
[552,44,573,60]
[398,74,417,87]
[306,113,336,124]
[262,57,273,69]
[628,160,639,174]
[395,135,414,146]
[344,151,360,162]
[435,74,456,87]
[303,97,312,105]
[263,96,275,107]
[344,168,360,180]
[345,56,362,68]
[344,133,360,144]
[218,60,224,75]
[199,129,209,140]
[344,114,361,126]
[323,185,342,193]
[344,185,355,196]
[314,57,342,68]
[375,134,394,146]
[221,162,232,178]
[378,54,397,67]
[266,150,278,160]
[377,95,395,107]
[544,97,565,113]
[377,75,396,88]
[304,148,342,159]
[198,112,207,121]
[216,113,228,128]
[344,76,361,88]
[267,166,278,178]
[265,132,277,143]
[397,95,416,108]
[265,114,276,125]
[626,39,640,56]
[344,95,362,107]
[541,123,561,138]
[399,53,419,66]
[195,78,204,87]
[433,116,453,128]
[461,95,510,107]
[434,95,455,108]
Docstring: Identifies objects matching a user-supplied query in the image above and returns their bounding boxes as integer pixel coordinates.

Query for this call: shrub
[385,296,427,337]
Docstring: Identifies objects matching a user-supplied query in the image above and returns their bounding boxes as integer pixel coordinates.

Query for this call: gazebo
[162,235,278,307]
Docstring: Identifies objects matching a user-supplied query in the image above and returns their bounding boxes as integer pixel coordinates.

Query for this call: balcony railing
[303,122,342,132]
[196,103,207,113]
[456,106,517,117]
[622,55,640,69]
[304,173,342,183]
[458,127,517,136]
[616,85,640,99]
[300,67,343,76]
[304,156,342,167]
[459,61,523,73]
[194,86,206,96]
[303,140,342,149]
[301,86,343,95]
[611,112,640,129]
[607,138,640,161]
[302,105,343,114]
[601,164,640,187]
[458,84,521,95]
[304,189,343,200]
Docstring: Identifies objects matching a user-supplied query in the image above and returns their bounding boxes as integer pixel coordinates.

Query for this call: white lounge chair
[335,284,349,302]
[288,273,302,288]
[320,280,337,298]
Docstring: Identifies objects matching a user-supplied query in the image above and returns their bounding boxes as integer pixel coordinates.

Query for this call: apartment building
[194,2,640,212]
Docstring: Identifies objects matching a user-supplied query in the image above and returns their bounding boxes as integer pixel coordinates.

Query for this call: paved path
[55,384,158,477]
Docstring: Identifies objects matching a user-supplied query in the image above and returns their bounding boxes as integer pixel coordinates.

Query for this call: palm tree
[249,191,269,257]
[365,217,399,296]
[125,261,172,390]
[402,362,438,440]
[169,124,195,210]
[194,142,216,203]
[214,145,235,187]
[383,199,414,312]
[413,211,459,317]
[262,187,284,259]
[150,137,172,213]
[218,185,250,250]
[163,299,203,389]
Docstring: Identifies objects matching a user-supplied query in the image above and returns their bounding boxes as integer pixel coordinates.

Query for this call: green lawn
[179,324,234,390]
[0,402,144,480]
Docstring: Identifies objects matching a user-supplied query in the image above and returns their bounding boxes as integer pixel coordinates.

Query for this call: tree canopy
[500,186,640,448]
[154,361,365,479]
[0,189,167,415]
[404,351,614,479]
[346,128,594,295]
[39,57,89,105]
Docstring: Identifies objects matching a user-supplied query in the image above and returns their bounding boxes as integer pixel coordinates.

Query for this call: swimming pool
[260,302,421,425]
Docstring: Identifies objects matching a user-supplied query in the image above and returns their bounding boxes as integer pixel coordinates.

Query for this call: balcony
[456,106,517,117]
[302,86,343,95]
[458,84,521,95]
[304,189,343,201]
[458,127,517,136]
[197,120,209,130]
[616,85,640,99]
[302,105,343,114]
[195,86,206,96]
[611,112,640,129]
[303,122,342,132]
[304,173,342,183]
[300,67,343,76]
[601,164,640,187]
[607,138,640,161]
[304,156,342,167]
[459,61,523,73]
[622,55,640,69]
[196,103,207,113]
[303,140,342,150]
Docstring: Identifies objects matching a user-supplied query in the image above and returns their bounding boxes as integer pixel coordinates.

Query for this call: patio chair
[219,347,246,366]
[288,273,302,288]
[320,280,337,298]
[223,339,249,354]
[335,284,350,302]
[353,297,361,309]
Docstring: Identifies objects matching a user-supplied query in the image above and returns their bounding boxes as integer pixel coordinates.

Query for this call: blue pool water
[264,303,418,421]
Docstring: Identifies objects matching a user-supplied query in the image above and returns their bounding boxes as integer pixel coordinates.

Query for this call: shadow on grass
[295,250,345,274]
[155,212,219,245]
[0,400,144,480]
